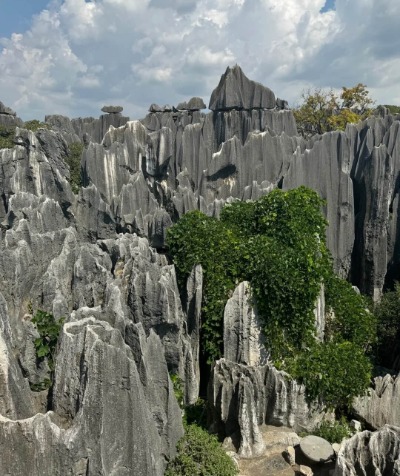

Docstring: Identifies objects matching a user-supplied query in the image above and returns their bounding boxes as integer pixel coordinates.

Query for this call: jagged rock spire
[209,65,276,111]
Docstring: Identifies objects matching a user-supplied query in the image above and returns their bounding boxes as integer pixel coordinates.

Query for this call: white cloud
[0,0,399,120]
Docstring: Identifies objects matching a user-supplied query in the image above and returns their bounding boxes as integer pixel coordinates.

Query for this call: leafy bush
[171,373,184,408]
[31,309,64,391]
[286,341,372,410]
[0,125,16,149]
[325,274,377,350]
[165,424,238,476]
[23,119,50,132]
[313,417,353,443]
[66,142,84,193]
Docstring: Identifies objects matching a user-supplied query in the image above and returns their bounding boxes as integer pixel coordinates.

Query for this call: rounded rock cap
[101,105,123,114]
[299,435,335,463]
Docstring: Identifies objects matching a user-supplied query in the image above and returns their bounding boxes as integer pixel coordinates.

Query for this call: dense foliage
[294,84,374,137]
[167,187,376,410]
[66,142,84,193]
[165,424,238,476]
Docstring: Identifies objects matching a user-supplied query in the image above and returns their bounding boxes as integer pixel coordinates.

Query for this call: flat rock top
[300,435,334,463]
[101,105,123,114]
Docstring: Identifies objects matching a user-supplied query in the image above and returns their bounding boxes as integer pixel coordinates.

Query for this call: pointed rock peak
[209,65,276,111]
[0,100,17,116]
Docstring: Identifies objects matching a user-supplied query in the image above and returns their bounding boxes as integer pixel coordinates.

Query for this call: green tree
[294,84,374,137]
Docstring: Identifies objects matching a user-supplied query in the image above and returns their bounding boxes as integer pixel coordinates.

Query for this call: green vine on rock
[30,309,64,391]
[167,186,376,410]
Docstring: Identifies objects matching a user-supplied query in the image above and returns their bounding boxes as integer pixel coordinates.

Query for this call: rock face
[209,282,326,458]
[352,373,400,429]
[223,281,268,366]
[334,425,400,476]
[0,100,23,127]
[210,359,325,458]
[209,65,276,110]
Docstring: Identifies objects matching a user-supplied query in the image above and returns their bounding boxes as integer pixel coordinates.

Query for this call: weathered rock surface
[210,359,325,458]
[334,425,400,475]
[101,105,124,114]
[224,281,268,366]
[209,65,276,111]
[352,373,400,429]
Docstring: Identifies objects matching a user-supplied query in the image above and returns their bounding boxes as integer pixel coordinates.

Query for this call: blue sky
[0,0,51,37]
[321,0,335,12]
[0,0,399,120]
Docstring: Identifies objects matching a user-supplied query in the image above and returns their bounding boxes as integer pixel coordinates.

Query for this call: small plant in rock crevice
[30,309,64,391]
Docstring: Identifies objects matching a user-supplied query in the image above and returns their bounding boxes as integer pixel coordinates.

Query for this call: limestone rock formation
[2,65,400,474]
[209,65,276,111]
[209,359,325,458]
[223,281,268,366]
[334,425,400,475]
[101,105,124,114]
[352,373,400,429]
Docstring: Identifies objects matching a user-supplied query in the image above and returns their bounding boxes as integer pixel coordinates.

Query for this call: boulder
[299,435,335,463]
[177,97,206,111]
[101,105,123,114]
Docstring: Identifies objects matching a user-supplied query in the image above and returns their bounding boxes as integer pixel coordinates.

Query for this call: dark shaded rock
[209,65,276,111]
[177,97,206,111]
[0,100,16,116]
[101,105,123,114]
[149,103,163,112]
[276,98,289,110]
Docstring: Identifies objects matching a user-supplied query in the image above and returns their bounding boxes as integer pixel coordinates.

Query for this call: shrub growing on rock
[165,424,238,476]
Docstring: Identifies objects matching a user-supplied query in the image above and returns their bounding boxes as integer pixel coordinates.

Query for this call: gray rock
[101,105,123,114]
[149,103,163,113]
[352,373,400,429]
[209,65,276,111]
[0,100,16,116]
[209,359,326,457]
[177,97,206,111]
[276,98,289,110]
[300,435,334,463]
[223,281,268,366]
[334,425,400,475]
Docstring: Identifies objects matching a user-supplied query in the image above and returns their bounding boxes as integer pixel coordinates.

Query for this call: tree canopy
[167,187,376,410]
[293,84,374,137]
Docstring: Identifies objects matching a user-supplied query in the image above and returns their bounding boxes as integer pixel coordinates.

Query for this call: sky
[0,0,399,121]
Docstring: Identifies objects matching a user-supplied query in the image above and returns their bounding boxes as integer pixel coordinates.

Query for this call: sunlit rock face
[334,425,400,476]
